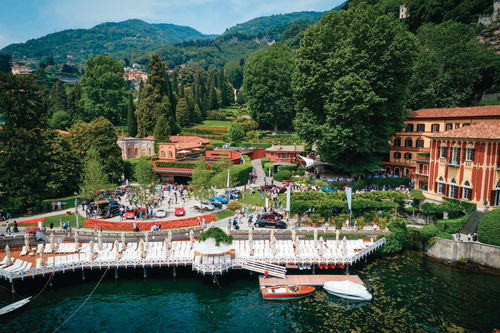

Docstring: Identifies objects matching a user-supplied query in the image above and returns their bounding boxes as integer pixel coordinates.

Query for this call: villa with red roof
[383,106,500,186]
[424,122,500,209]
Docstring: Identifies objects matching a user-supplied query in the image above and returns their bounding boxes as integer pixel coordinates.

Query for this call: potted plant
[309,213,321,228]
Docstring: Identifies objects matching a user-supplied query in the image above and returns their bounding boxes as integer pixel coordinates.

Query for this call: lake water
[1,251,499,332]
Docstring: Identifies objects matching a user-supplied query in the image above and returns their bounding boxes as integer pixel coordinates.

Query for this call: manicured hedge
[436,216,467,233]
[274,170,292,181]
[477,209,500,246]
[155,161,199,169]
[278,164,298,172]
[230,155,252,186]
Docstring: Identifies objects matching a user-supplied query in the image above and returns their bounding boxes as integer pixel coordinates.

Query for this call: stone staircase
[459,211,485,235]
[237,259,286,279]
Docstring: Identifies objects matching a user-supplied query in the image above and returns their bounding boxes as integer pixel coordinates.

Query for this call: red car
[124,207,146,219]
[174,207,185,216]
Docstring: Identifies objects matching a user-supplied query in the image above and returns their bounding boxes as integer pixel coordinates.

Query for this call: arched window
[394,168,400,177]
[495,180,500,206]
[437,176,445,194]
[160,151,165,158]
[404,153,412,160]
[405,139,412,148]
[394,138,401,147]
[463,181,472,200]
[404,168,410,177]
[394,152,401,159]
[450,178,458,198]
[386,167,391,174]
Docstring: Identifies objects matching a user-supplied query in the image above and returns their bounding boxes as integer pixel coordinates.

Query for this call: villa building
[158,136,210,160]
[383,106,500,180]
[265,143,305,165]
[117,136,155,159]
[423,122,500,209]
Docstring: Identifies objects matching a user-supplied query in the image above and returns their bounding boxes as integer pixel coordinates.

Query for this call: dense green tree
[292,3,416,173]
[44,130,82,197]
[0,74,50,210]
[223,82,235,106]
[0,54,11,73]
[68,120,89,158]
[48,80,67,115]
[134,156,153,185]
[224,60,244,90]
[176,98,191,127]
[136,54,175,136]
[80,55,127,123]
[189,156,212,204]
[127,94,137,137]
[193,104,202,124]
[85,116,124,182]
[407,21,498,110]
[67,82,82,120]
[50,110,72,130]
[228,123,245,145]
[244,43,295,130]
[81,148,109,198]
[153,115,171,153]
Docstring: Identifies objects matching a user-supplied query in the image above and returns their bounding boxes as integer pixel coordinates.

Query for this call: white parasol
[40,244,46,266]
[167,230,172,250]
[89,240,95,261]
[189,229,194,249]
[319,236,324,256]
[139,239,145,258]
[97,231,103,251]
[270,229,275,243]
[314,228,318,248]
[50,233,55,252]
[145,232,149,249]
[24,232,31,254]
[121,233,126,249]
[336,229,340,248]
[342,236,347,256]
[114,240,120,260]
[3,245,12,266]
[74,235,79,252]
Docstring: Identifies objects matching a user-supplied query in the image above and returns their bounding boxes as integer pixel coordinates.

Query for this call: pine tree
[153,115,171,153]
[0,74,50,209]
[49,80,67,115]
[82,148,109,197]
[67,82,82,120]
[193,104,202,124]
[136,54,176,137]
[127,93,137,137]
[176,98,191,127]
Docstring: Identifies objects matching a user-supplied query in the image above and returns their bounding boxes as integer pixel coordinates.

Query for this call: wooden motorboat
[0,297,31,316]
[323,280,373,301]
[260,285,315,300]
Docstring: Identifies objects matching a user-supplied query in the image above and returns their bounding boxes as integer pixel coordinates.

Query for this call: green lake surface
[0,251,499,332]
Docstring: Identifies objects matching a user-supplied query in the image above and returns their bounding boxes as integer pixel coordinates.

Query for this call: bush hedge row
[274,170,292,181]
[477,209,500,246]
[155,161,199,169]
[436,216,467,234]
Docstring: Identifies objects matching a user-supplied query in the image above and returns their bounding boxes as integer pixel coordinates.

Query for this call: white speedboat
[323,280,373,301]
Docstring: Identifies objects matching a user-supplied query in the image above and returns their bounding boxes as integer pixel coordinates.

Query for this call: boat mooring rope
[52,268,109,333]
[31,274,52,300]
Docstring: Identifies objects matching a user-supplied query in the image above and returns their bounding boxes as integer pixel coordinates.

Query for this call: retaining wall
[427,238,500,269]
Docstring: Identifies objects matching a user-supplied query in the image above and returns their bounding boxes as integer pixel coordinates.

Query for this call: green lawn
[41,194,89,211]
[21,213,87,229]
[214,210,235,220]
[195,120,232,128]
[239,189,287,207]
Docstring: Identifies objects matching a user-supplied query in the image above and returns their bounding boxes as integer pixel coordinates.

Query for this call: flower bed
[83,214,217,231]
[17,218,46,225]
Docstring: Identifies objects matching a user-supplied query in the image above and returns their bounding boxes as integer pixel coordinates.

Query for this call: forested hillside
[2,19,215,64]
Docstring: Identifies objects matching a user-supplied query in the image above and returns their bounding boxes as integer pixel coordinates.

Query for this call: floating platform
[258,274,363,287]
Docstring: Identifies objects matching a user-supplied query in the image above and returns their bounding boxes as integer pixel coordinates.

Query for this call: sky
[0,0,344,49]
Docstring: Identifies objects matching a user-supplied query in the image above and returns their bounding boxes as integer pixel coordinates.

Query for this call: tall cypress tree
[153,115,171,153]
[176,98,190,127]
[127,93,137,137]
[67,82,82,120]
[0,74,50,209]
[136,54,176,137]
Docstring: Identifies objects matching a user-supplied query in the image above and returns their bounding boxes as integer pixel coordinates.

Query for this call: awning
[177,150,190,154]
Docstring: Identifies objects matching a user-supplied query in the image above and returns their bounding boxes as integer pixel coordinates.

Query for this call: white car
[194,202,214,211]
[155,209,167,218]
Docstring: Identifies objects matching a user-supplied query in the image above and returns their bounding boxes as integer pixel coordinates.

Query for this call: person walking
[5,221,11,234]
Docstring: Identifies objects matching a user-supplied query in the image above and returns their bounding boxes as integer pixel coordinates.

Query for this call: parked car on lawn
[155,209,167,218]
[210,196,228,204]
[174,207,185,216]
[101,202,123,218]
[194,201,215,211]
[254,219,287,229]
[259,211,284,222]
[208,200,222,208]
[124,207,146,219]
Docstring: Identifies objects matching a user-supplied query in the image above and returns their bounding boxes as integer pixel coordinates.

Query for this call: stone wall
[427,237,500,269]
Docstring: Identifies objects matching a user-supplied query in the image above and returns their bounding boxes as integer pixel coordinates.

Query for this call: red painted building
[423,122,500,209]
[265,144,305,164]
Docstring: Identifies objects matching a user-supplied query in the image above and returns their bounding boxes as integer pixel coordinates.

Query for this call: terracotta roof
[408,106,500,119]
[168,135,210,145]
[428,122,500,140]
[265,145,305,152]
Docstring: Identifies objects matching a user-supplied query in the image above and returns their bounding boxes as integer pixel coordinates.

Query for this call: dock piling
[312,265,316,275]
[346,264,350,275]
[173,266,176,277]
[11,281,15,294]
[82,268,85,280]
[143,266,147,278]
[115,268,119,279]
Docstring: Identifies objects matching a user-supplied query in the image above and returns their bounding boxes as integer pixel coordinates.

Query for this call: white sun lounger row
[1,259,32,273]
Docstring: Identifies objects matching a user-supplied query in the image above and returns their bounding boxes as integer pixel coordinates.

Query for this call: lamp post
[74,192,80,229]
